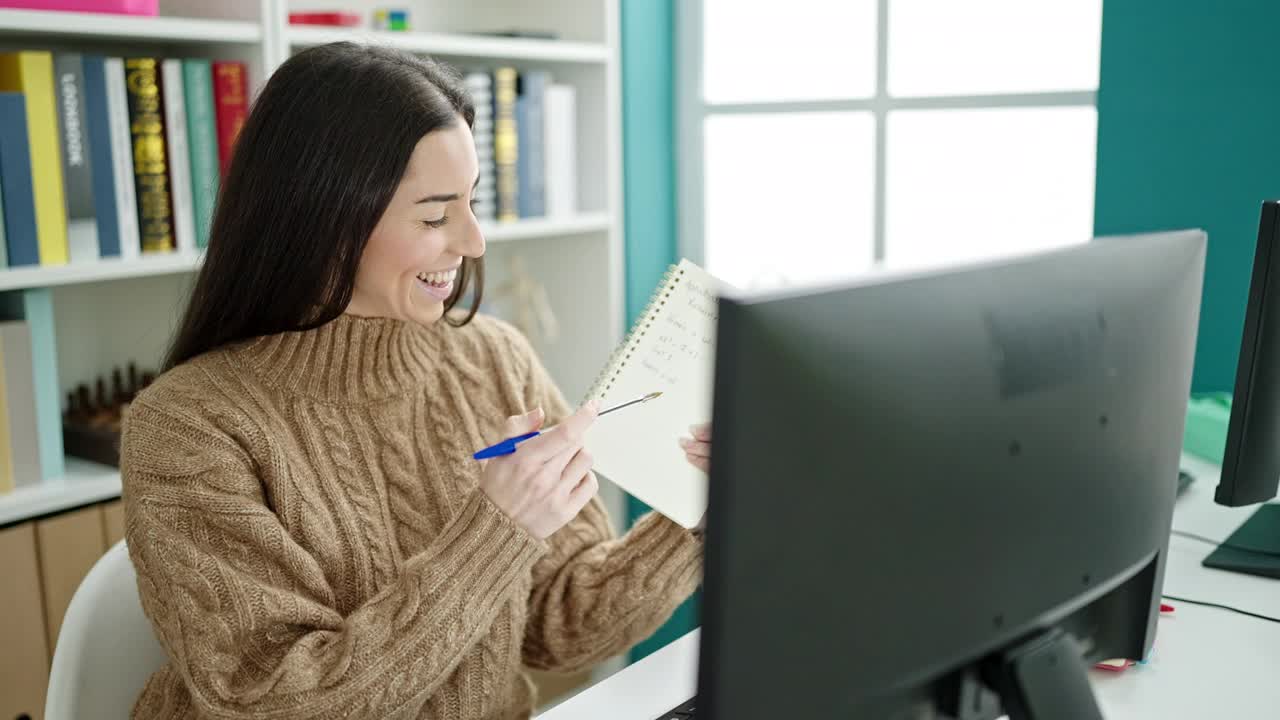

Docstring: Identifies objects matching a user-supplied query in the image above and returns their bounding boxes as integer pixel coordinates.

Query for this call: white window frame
[676,0,1098,270]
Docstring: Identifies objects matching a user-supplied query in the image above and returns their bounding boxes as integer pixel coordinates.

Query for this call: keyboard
[656,696,697,719]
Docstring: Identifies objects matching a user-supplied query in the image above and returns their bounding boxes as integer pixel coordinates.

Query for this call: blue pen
[472,391,663,460]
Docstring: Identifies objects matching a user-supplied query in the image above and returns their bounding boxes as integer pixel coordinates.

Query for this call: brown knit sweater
[120,313,703,719]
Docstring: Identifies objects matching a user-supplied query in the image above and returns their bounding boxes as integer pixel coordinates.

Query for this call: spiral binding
[582,263,686,403]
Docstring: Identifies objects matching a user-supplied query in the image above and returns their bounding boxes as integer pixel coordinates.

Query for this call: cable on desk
[1170,528,1280,558]
[1162,594,1280,624]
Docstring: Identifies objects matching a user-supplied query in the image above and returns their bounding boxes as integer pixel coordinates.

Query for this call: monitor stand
[986,628,1104,720]
[1202,504,1280,579]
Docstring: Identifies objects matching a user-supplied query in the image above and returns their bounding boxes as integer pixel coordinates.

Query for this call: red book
[289,12,361,26]
[212,61,248,178]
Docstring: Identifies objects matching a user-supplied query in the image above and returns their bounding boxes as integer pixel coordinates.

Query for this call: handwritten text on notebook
[638,278,718,388]
[583,259,724,528]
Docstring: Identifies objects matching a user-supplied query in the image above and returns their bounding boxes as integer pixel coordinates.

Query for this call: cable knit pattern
[121,313,704,720]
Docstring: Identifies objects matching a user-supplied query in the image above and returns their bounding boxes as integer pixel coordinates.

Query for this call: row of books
[0,51,249,267]
[465,67,577,222]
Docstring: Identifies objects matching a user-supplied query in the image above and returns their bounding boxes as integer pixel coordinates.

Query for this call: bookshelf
[0,0,628,551]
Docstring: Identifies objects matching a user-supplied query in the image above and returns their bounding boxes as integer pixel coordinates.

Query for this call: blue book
[81,56,121,258]
[0,93,40,267]
[516,71,547,218]
[0,163,7,267]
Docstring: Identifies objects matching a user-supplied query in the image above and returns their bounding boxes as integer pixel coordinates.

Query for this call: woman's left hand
[679,423,711,473]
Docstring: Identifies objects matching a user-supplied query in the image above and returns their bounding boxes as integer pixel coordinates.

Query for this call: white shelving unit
[0,458,122,527]
[0,214,613,293]
[0,8,262,43]
[0,0,627,545]
[484,211,613,242]
[288,25,609,63]
[0,253,204,293]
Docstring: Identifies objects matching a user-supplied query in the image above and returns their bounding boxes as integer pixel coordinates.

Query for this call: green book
[1184,393,1231,463]
[183,58,218,250]
[0,320,44,488]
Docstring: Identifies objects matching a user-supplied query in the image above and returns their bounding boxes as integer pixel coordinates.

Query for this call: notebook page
[586,259,720,528]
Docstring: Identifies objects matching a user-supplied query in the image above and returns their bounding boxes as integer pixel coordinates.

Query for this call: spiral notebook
[585,258,723,528]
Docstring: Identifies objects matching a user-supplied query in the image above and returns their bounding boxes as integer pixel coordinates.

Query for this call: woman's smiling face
[346,120,484,326]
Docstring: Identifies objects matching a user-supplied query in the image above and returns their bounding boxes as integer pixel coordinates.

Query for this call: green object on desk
[1183,392,1231,464]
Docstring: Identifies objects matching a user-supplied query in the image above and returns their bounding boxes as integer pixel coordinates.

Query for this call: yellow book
[0,52,69,266]
[493,67,518,222]
[0,340,14,494]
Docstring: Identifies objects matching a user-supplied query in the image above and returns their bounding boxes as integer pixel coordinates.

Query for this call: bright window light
[704,112,877,289]
[703,0,878,104]
[888,0,1102,97]
[884,107,1098,270]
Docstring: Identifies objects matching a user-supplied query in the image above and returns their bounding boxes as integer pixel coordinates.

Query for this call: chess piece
[127,362,140,401]
[89,378,113,428]
[112,367,126,405]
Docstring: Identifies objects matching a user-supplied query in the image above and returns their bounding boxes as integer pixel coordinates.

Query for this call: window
[679,0,1103,289]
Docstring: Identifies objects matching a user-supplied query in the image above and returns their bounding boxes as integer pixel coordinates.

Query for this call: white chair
[45,539,168,720]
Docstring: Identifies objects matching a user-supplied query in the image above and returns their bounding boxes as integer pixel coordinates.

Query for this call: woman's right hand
[479,402,600,539]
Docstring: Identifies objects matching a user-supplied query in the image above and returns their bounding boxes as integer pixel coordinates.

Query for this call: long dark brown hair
[164,42,483,370]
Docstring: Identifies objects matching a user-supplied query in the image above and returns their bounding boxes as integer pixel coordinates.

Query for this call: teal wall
[620,0,698,661]
[622,0,678,323]
[1094,1,1280,393]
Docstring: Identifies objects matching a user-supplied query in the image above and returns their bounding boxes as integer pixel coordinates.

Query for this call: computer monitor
[699,230,1206,720]
[1205,200,1280,577]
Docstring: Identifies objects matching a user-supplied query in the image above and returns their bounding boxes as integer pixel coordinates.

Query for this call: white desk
[539,455,1280,719]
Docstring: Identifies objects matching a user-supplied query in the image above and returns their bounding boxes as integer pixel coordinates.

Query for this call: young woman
[121,42,711,719]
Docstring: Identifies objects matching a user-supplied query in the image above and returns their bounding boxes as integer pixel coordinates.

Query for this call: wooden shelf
[0,8,261,44]
[288,26,609,64]
[0,458,121,528]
